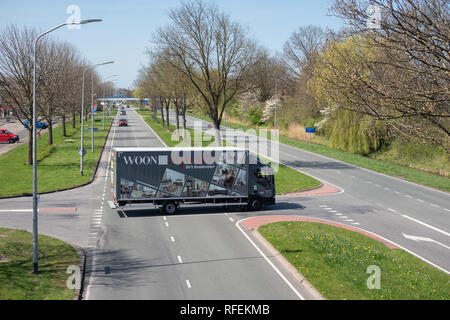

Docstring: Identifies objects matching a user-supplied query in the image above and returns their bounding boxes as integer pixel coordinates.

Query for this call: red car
[119,119,128,126]
[0,128,19,143]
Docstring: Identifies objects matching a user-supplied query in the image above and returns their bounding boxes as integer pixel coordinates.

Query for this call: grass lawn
[187,111,450,192]
[259,221,450,300]
[0,115,113,197]
[0,227,80,299]
[137,109,320,194]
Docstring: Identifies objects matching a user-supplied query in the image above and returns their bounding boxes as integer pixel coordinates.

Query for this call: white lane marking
[344,219,354,222]
[319,205,328,208]
[417,199,425,203]
[186,280,192,288]
[170,236,175,242]
[405,195,413,199]
[0,209,33,212]
[86,113,119,300]
[235,219,305,300]
[163,216,167,221]
[384,187,390,191]
[430,203,440,208]
[177,255,183,263]
[394,191,402,195]
[374,184,380,187]
[229,217,234,222]
[351,222,360,225]
[350,175,355,178]
[339,216,349,219]
[402,233,450,250]
[334,213,343,216]
[444,208,450,212]
[387,208,450,237]
[165,222,169,227]
[327,210,337,213]
[107,201,116,209]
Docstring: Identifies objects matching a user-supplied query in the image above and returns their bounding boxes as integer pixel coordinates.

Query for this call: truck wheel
[162,202,177,215]
[248,198,262,211]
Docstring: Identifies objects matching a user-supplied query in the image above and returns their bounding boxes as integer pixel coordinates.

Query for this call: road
[85,108,309,299]
[0,107,448,300]
[166,110,450,273]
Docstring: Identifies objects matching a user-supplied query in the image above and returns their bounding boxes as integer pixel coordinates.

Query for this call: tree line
[0,25,116,164]
[135,0,448,154]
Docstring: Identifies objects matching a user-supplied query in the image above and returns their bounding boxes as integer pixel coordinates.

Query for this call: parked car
[0,128,19,143]
[23,120,48,129]
[119,119,128,126]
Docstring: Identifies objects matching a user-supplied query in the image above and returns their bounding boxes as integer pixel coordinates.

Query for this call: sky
[0,0,343,89]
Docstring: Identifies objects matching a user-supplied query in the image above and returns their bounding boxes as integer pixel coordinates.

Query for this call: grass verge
[187,111,450,192]
[0,227,80,299]
[258,221,450,300]
[137,109,320,194]
[0,115,113,197]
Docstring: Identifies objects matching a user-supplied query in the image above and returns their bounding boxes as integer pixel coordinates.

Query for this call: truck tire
[162,201,177,215]
[248,198,262,211]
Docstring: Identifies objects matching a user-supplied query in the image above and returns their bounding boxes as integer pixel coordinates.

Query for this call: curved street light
[32,18,102,274]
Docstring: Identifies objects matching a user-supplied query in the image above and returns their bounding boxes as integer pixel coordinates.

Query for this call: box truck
[110,147,275,214]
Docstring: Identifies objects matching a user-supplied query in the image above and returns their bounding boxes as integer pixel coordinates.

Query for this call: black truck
[111,147,275,214]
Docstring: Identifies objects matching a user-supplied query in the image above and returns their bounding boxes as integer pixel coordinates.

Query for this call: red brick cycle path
[241,215,398,249]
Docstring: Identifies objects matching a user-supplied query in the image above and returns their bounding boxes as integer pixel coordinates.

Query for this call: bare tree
[283,25,327,79]
[153,0,259,145]
[325,0,450,149]
[0,25,49,164]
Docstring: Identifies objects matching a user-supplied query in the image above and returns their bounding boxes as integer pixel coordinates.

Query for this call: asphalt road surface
[0,107,448,300]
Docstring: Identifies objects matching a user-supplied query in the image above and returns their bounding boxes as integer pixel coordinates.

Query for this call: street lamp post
[80,61,114,173]
[32,18,102,274]
[90,63,114,152]
[102,75,118,130]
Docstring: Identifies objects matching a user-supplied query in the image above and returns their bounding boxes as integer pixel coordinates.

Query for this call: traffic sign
[87,127,99,132]
[305,127,316,133]
[78,148,87,157]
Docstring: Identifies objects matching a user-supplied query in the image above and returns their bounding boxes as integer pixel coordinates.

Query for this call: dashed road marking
[430,203,440,208]
[165,222,169,227]
[170,236,175,242]
[177,255,183,263]
[186,280,192,288]
[417,199,425,203]
[229,217,234,222]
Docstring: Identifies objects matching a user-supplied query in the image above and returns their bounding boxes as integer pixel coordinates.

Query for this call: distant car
[120,110,126,115]
[0,128,19,143]
[23,120,48,129]
[119,119,128,126]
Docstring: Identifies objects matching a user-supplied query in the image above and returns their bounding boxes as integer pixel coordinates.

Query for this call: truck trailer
[111,147,275,214]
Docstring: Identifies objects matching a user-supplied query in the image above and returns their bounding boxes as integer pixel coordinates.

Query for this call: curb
[72,245,88,300]
[248,227,326,300]
[0,118,114,200]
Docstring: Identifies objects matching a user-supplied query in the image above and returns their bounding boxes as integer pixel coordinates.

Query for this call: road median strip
[240,216,450,300]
